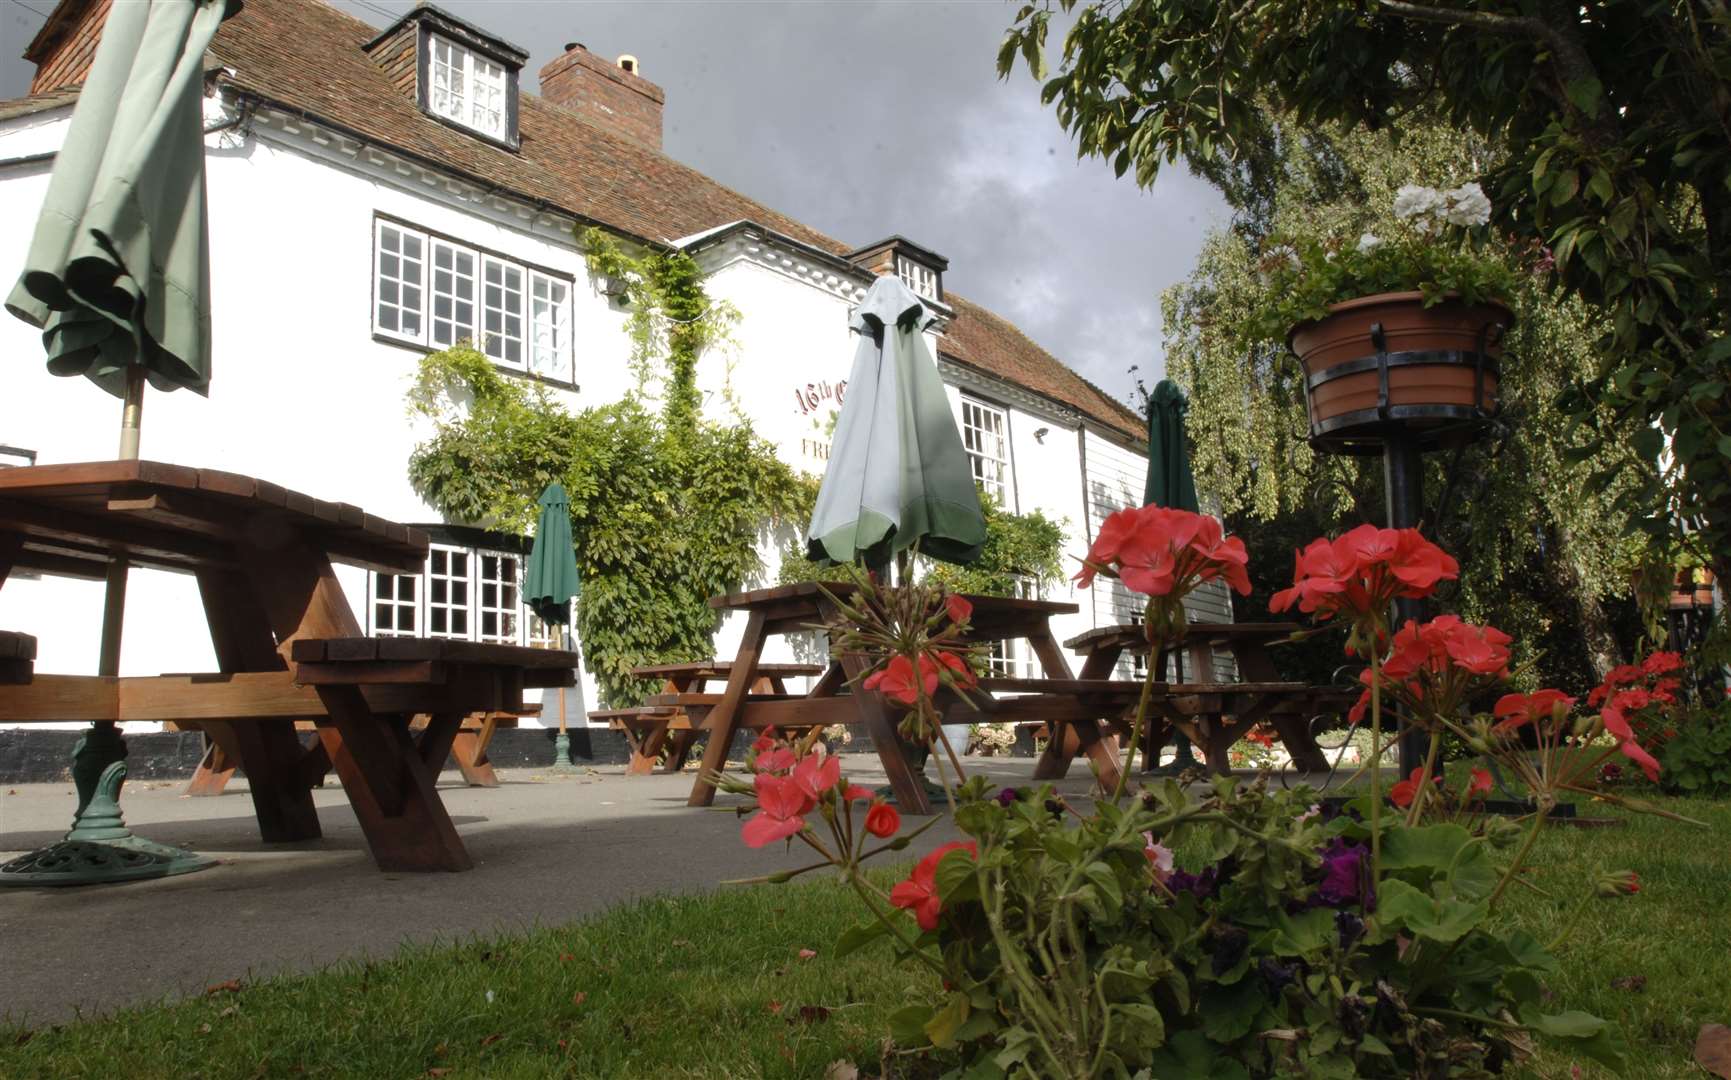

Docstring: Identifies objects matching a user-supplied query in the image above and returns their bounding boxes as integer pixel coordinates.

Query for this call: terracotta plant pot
[1288,292,1514,449]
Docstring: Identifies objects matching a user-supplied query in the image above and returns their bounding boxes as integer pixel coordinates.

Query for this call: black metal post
[1382,428,1429,775]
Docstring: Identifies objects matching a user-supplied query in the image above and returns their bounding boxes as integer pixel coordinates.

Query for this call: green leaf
[1201,980,1264,1042]
[834,920,890,958]
[934,847,979,905]
[889,1003,933,1046]
[1566,77,1603,119]
[1376,878,1489,943]
[924,991,971,1048]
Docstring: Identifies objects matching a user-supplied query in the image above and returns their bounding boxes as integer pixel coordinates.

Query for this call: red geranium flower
[755,746,797,774]
[1467,768,1493,798]
[864,654,938,706]
[1641,651,1683,676]
[1618,738,1661,782]
[1076,505,1251,599]
[1389,766,1437,809]
[945,594,973,626]
[1493,689,1576,733]
[1269,526,1458,635]
[792,751,842,802]
[930,648,978,691]
[889,841,978,931]
[864,800,901,838]
[741,772,816,848]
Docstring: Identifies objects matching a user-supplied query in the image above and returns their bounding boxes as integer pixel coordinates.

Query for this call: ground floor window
[367,541,564,650]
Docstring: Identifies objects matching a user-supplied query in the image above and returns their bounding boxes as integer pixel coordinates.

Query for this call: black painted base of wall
[0,727,1043,785]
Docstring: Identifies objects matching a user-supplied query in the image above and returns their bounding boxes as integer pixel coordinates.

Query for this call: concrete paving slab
[0,755,1101,1025]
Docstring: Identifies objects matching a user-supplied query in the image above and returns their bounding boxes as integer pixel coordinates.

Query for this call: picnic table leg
[185,724,243,796]
[636,717,673,774]
[688,611,767,807]
[662,729,699,773]
[313,687,470,872]
[1034,645,1121,780]
[840,652,932,815]
[223,718,324,842]
[449,714,502,787]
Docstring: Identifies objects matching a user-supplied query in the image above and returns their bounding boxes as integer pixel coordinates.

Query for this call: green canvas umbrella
[1144,379,1203,773]
[807,275,986,568]
[1144,379,1200,513]
[6,0,236,458]
[0,0,237,887]
[524,483,582,770]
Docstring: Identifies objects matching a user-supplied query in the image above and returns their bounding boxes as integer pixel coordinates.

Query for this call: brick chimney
[538,43,664,150]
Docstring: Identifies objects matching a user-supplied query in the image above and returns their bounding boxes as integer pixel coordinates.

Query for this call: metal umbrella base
[0,736,215,888]
[544,731,583,776]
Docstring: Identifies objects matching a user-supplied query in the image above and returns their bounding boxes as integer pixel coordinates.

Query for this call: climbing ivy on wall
[406,227,801,708]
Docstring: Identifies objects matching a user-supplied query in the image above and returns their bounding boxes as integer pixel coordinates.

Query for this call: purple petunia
[1316,837,1370,906]
[995,787,1020,808]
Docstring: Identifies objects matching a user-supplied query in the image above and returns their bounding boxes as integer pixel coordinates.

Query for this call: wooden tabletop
[0,460,429,577]
[710,580,1079,618]
[1064,621,1304,653]
[630,661,825,678]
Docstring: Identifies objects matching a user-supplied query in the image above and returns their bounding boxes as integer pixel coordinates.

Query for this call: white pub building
[0,0,1230,744]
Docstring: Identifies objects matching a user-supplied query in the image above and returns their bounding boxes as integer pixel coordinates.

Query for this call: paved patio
[0,755,1104,1025]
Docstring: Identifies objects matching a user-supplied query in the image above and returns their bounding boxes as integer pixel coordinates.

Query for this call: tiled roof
[940,295,1142,440]
[0,85,79,122]
[11,0,1145,441]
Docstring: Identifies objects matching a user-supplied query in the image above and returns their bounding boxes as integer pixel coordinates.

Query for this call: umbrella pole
[118,364,145,461]
[548,622,579,774]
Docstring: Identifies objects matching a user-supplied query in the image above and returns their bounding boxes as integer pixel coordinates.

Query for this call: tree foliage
[1001,0,1731,600]
[406,230,802,708]
[1159,118,1651,686]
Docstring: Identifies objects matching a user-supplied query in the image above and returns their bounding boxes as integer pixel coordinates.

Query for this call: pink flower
[740,773,816,848]
[754,747,797,774]
[889,841,977,931]
[1143,832,1174,878]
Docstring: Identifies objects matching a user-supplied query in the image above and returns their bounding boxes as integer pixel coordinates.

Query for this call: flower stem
[844,867,949,979]
[1370,647,1384,880]
[1487,805,1551,909]
[1406,730,1441,827]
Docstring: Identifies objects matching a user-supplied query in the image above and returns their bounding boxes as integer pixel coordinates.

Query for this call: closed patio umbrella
[524,483,583,771]
[7,0,236,457]
[807,275,987,569]
[0,0,237,886]
[1144,379,1203,774]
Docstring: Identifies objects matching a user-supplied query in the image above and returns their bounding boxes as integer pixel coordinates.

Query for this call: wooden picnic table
[602,661,824,775]
[1051,621,1350,775]
[676,581,1080,815]
[0,460,576,872]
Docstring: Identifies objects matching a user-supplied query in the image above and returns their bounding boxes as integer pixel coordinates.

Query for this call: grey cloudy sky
[0,0,1228,407]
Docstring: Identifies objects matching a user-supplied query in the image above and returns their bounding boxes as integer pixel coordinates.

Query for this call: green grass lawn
[2,792,1726,1079]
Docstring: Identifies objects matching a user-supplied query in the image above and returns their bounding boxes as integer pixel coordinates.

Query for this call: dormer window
[365,6,528,150]
[846,237,949,302]
[430,37,507,140]
[897,255,939,301]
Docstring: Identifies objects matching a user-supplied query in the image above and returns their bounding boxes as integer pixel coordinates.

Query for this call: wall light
[1033,427,1050,443]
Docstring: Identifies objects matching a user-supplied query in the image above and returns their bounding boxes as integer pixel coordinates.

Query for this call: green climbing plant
[406,227,800,708]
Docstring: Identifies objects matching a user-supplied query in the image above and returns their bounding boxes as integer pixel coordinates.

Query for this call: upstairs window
[429,36,508,141]
[371,218,575,382]
[960,396,1012,505]
[897,255,939,301]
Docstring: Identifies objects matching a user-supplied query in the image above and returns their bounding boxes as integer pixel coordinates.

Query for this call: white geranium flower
[1392,184,1443,220]
[1357,232,1383,253]
[1442,182,1492,227]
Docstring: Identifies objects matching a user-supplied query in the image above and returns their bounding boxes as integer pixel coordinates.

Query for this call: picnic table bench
[1053,622,1355,775]
[0,631,34,685]
[175,702,539,795]
[0,460,577,873]
[599,661,824,774]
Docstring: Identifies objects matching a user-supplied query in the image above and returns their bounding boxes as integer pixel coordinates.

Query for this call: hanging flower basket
[1289,291,1514,453]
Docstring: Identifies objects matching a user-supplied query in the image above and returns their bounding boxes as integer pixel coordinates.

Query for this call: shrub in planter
[712,511,1700,1079]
